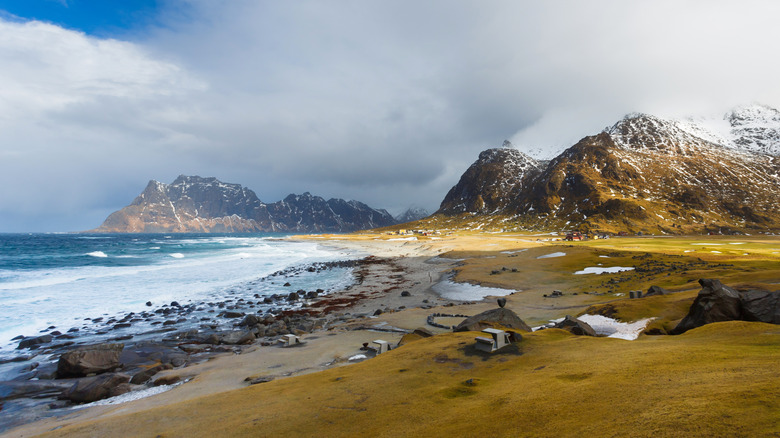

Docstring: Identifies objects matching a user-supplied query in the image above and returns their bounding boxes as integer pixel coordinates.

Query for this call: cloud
[1,1,779,231]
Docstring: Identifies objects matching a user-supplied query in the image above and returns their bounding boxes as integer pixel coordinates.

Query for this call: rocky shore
[0,251,461,433]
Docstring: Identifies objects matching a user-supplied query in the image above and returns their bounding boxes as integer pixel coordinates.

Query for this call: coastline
[6,232,779,436]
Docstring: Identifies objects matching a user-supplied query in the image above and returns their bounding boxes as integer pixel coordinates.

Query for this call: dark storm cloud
[1,1,779,231]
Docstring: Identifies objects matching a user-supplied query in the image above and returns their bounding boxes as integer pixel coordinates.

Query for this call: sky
[1,1,779,232]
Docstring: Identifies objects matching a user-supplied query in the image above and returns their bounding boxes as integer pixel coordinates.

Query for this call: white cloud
[1,1,780,231]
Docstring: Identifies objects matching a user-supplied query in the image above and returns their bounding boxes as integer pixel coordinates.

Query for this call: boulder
[670,279,743,335]
[16,335,53,350]
[739,289,780,324]
[61,373,130,403]
[239,314,260,327]
[130,364,173,385]
[554,315,597,336]
[57,343,124,378]
[153,375,181,386]
[220,331,256,345]
[453,308,532,332]
[645,285,670,297]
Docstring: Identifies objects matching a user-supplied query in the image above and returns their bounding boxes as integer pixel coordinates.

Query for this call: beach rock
[400,291,411,297]
[57,343,124,378]
[246,376,274,385]
[554,315,597,336]
[670,279,743,335]
[0,380,74,401]
[153,375,181,386]
[497,298,507,308]
[222,311,245,318]
[453,308,532,333]
[645,285,669,297]
[739,289,780,324]
[130,364,173,385]
[220,331,256,345]
[239,314,260,326]
[412,327,434,338]
[146,301,153,306]
[61,373,130,403]
[16,335,53,350]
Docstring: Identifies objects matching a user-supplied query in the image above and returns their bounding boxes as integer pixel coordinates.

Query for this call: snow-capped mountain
[437,141,542,214]
[678,104,780,156]
[431,111,780,234]
[93,175,396,233]
[395,207,430,224]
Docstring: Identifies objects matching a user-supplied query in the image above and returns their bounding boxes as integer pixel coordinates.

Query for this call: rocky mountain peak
[605,113,719,156]
[725,104,780,156]
[95,176,396,233]
[437,144,542,214]
[395,207,430,224]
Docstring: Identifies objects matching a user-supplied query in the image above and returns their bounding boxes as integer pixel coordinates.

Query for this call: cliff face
[94,176,396,233]
[431,112,780,234]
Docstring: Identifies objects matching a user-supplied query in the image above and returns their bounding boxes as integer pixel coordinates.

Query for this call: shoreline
[0,235,474,435]
[8,232,777,436]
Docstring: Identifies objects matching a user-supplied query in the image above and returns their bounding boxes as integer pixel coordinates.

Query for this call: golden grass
[40,322,780,438]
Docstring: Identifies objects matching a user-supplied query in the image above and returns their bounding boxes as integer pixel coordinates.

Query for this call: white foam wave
[169,253,185,258]
[75,382,181,408]
[86,251,108,258]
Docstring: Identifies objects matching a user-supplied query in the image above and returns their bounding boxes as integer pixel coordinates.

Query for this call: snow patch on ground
[577,314,654,340]
[433,275,516,301]
[574,266,634,275]
[537,252,566,259]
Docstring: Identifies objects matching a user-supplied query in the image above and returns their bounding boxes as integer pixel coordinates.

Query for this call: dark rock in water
[645,285,669,297]
[373,309,383,316]
[670,279,743,335]
[306,291,319,299]
[554,315,597,336]
[17,335,53,350]
[453,308,532,332]
[61,373,130,403]
[740,289,780,324]
[400,291,411,297]
[497,298,507,308]
[222,311,245,318]
[11,335,24,341]
[170,301,181,307]
[287,292,299,302]
[57,343,124,378]
[0,380,73,401]
[146,301,153,307]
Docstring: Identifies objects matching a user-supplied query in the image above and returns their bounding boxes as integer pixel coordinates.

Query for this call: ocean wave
[86,251,108,258]
[169,253,185,258]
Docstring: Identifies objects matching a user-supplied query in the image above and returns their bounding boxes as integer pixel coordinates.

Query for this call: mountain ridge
[429,109,780,235]
[93,175,397,233]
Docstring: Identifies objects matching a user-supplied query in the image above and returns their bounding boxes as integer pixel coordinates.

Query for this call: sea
[0,233,361,361]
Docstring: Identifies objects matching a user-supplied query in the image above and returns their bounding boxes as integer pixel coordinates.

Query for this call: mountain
[438,141,542,214]
[394,207,430,224]
[431,111,780,234]
[93,175,396,233]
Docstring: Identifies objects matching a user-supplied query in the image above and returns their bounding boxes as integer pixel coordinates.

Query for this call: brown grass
[39,322,780,438]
